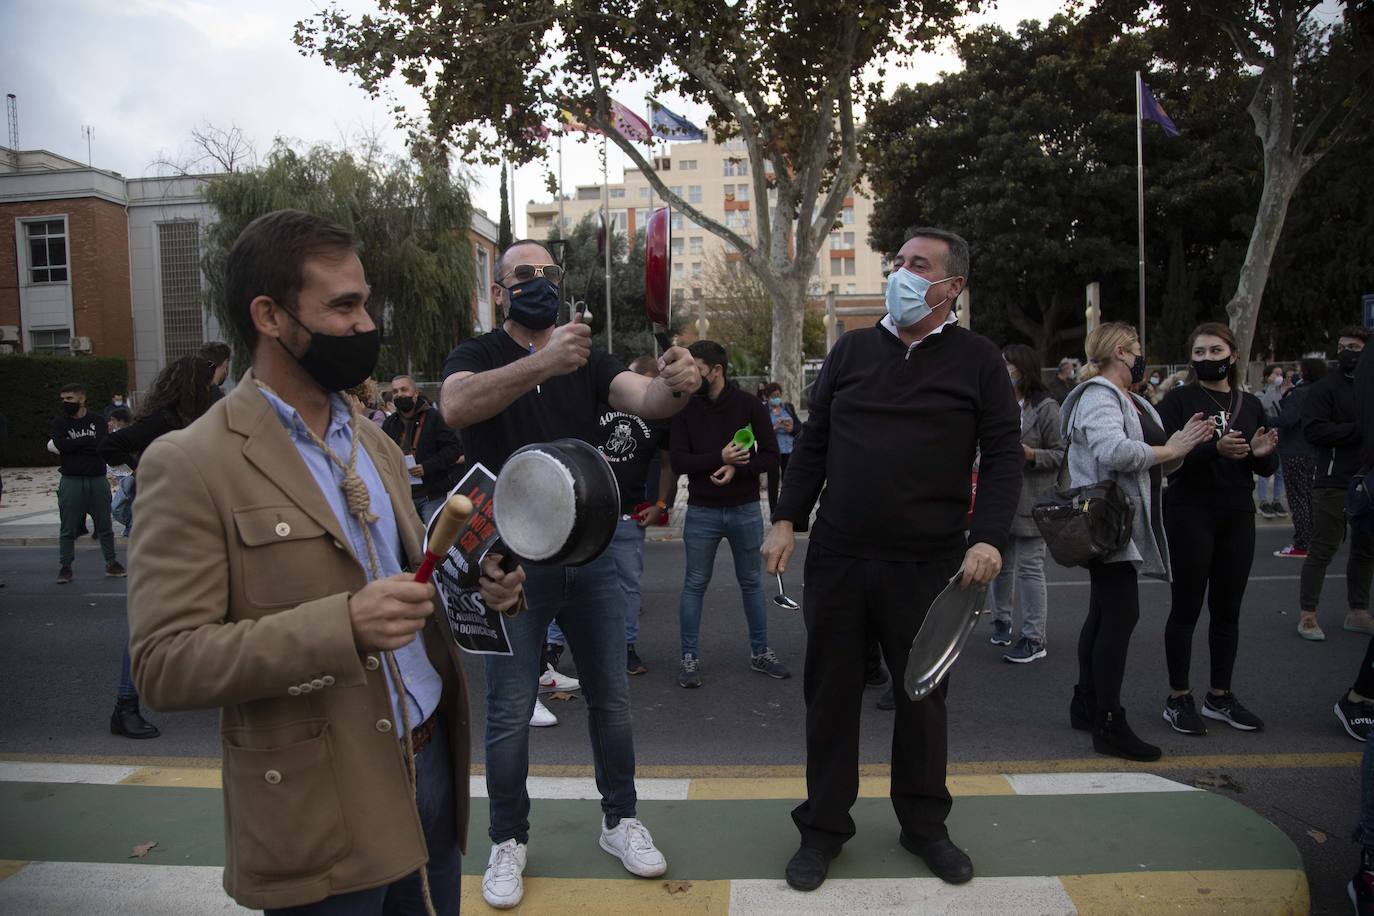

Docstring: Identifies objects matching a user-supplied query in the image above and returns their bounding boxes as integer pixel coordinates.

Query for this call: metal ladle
[773,573,801,610]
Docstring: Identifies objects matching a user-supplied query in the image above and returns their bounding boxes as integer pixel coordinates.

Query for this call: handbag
[1033,479,1135,568]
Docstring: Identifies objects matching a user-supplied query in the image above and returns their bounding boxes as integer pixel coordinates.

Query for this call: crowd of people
[23,209,1371,914]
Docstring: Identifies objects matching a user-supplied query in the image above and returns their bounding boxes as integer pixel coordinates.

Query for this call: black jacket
[1275,383,1315,460]
[98,410,181,470]
[381,397,465,498]
[1303,370,1361,489]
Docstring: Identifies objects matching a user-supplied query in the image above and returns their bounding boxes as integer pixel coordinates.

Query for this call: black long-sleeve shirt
[670,383,779,508]
[773,320,1022,561]
[1156,383,1278,510]
[1303,371,1362,489]
[51,411,107,477]
[98,410,180,470]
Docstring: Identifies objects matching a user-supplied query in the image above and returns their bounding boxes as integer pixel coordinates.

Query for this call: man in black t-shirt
[52,382,123,584]
[440,239,699,910]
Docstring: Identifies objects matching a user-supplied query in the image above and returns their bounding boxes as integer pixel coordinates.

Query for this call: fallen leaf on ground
[1192,773,1243,793]
[664,880,692,894]
[546,692,578,702]
[130,841,157,858]
[1307,829,1327,844]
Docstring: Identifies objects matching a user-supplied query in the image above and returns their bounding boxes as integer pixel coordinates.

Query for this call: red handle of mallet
[413,494,474,584]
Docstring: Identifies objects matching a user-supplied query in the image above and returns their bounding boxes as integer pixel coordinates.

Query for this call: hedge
[0,354,129,468]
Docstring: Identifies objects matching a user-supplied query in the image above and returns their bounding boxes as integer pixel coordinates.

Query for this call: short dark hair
[688,340,728,374]
[762,381,782,397]
[198,341,231,366]
[1300,357,1328,384]
[223,210,356,352]
[110,406,134,423]
[496,239,554,281]
[59,382,85,395]
[903,226,970,281]
[1339,325,1371,343]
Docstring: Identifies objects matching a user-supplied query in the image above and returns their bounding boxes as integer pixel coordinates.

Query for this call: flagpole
[1135,70,1147,355]
[603,134,613,354]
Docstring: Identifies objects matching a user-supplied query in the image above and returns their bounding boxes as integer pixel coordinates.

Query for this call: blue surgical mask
[769,396,782,407]
[885,267,955,328]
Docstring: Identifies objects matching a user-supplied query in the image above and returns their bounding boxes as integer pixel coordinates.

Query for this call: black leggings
[1356,637,1374,698]
[1163,503,1256,692]
[1078,561,1140,712]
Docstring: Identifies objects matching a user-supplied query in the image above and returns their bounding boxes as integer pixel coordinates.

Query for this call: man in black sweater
[670,340,787,688]
[382,374,464,523]
[763,228,1021,891]
[1299,326,1374,640]
[52,382,124,583]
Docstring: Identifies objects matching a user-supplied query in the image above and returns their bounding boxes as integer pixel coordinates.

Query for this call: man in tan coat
[129,209,524,915]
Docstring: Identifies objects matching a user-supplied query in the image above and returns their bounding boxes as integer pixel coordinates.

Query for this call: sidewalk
[0,466,128,547]
[0,759,1308,914]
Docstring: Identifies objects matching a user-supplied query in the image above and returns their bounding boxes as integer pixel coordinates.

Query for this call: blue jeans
[1256,462,1285,503]
[484,552,636,844]
[547,517,645,647]
[988,535,1049,643]
[264,718,462,916]
[412,492,445,528]
[679,503,768,657]
[117,643,137,700]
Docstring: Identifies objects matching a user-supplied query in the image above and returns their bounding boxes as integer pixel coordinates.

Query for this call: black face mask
[393,396,415,414]
[278,308,380,393]
[1339,348,1362,375]
[1129,353,1147,386]
[504,276,561,330]
[1191,357,1232,383]
[61,402,80,417]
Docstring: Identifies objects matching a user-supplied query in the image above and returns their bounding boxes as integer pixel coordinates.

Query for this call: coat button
[375,718,393,733]
[299,682,313,693]
[287,686,302,696]
[264,770,282,784]
[365,656,380,671]
[311,678,325,690]
[321,675,335,686]
[275,522,291,537]
[333,539,345,550]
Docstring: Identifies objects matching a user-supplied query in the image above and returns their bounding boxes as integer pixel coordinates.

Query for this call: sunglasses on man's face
[502,264,564,285]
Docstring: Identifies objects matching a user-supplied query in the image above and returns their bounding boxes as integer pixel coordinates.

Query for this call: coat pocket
[222,719,350,881]
[233,505,331,608]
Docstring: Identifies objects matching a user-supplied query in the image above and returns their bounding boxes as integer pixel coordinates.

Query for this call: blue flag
[649,100,706,141]
[1139,77,1180,138]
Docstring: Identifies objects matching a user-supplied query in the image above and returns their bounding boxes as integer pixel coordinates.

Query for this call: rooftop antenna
[82,124,93,165]
[6,94,17,150]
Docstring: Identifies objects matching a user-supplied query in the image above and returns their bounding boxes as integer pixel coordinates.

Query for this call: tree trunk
[767,275,808,404]
[1226,155,1304,377]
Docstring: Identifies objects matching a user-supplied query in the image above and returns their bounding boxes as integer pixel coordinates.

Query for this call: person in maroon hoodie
[670,340,789,688]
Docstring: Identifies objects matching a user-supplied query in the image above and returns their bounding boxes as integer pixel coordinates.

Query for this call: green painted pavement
[0,783,1299,881]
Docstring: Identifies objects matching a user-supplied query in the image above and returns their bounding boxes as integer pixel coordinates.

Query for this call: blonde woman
[1060,323,1212,761]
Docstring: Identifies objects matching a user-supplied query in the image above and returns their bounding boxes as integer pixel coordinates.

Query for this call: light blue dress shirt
[258,388,442,730]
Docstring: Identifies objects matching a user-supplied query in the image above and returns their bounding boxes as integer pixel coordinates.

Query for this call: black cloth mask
[61,402,80,417]
[278,308,380,392]
[1191,357,1232,383]
[1130,353,1147,386]
[1339,349,1362,375]
[504,276,561,330]
[393,396,415,414]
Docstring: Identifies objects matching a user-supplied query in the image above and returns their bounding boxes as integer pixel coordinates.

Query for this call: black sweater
[381,397,465,498]
[1156,384,1278,509]
[773,321,1022,561]
[1303,371,1362,490]
[98,410,180,470]
[670,383,779,508]
[51,412,108,477]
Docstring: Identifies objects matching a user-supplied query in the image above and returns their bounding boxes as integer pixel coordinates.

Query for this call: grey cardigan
[1011,394,1066,537]
[1060,377,1178,581]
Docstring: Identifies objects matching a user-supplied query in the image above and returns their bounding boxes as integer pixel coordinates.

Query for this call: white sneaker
[599,816,668,877]
[540,663,581,693]
[482,839,527,909]
[529,699,558,727]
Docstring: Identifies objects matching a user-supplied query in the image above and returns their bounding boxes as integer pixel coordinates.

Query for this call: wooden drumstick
[413,494,474,584]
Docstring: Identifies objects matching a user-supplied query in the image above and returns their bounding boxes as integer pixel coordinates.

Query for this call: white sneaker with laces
[599,816,668,877]
[482,839,527,909]
[540,663,581,693]
[530,699,558,727]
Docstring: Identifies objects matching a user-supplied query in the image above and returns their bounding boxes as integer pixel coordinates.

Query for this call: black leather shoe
[900,834,973,884]
[785,845,834,891]
[111,698,160,739]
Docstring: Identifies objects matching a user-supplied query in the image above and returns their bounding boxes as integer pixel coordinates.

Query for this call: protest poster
[424,463,513,656]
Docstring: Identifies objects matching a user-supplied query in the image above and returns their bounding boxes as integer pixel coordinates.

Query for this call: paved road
[0,521,1365,914]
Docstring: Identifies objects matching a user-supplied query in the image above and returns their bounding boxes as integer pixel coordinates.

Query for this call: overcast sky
[3,0,1066,236]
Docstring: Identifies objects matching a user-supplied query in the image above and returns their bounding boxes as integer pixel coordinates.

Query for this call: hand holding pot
[478,552,525,613]
[538,319,592,378]
[657,345,700,394]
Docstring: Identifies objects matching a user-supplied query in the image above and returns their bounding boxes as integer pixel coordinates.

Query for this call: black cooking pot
[493,438,621,567]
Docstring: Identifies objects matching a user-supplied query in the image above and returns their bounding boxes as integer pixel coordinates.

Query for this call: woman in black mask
[1156,322,1279,738]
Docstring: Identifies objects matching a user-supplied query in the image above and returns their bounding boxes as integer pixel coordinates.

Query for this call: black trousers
[1163,503,1256,693]
[1355,637,1374,698]
[792,541,961,854]
[1078,561,1141,713]
[767,452,807,532]
[1300,487,1374,612]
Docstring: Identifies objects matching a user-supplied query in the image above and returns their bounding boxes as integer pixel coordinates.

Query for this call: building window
[475,245,491,300]
[671,213,683,230]
[671,238,684,256]
[845,258,856,276]
[736,183,749,200]
[846,283,857,294]
[689,237,703,255]
[844,231,855,247]
[673,263,684,278]
[679,160,697,170]
[26,219,68,284]
[692,287,702,300]
[829,232,842,250]
[158,220,204,362]
[842,206,854,225]
[691,262,702,278]
[724,159,749,177]
[670,185,683,197]
[830,257,843,275]
[688,185,702,203]
[830,283,839,293]
[610,188,625,199]
[30,328,71,355]
[639,187,650,198]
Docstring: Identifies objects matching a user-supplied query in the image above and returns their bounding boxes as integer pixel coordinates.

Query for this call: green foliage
[700,256,826,376]
[498,164,513,252]
[549,216,652,361]
[201,138,476,380]
[0,355,127,466]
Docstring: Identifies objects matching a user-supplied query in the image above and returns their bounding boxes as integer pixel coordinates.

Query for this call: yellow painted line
[686,774,1014,800]
[119,766,223,789]
[458,875,731,913]
[1060,869,1309,915]
[0,861,29,883]
[0,753,220,768]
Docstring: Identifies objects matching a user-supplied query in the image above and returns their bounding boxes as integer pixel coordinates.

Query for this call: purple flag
[1139,76,1180,137]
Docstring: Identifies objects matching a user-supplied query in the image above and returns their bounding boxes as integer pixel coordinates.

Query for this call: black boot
[1070,685,1095,732]
[111,697,160,739]
[1092,707,1159,761]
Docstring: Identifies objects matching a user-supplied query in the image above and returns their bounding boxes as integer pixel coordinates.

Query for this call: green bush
[0,355,128,467]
